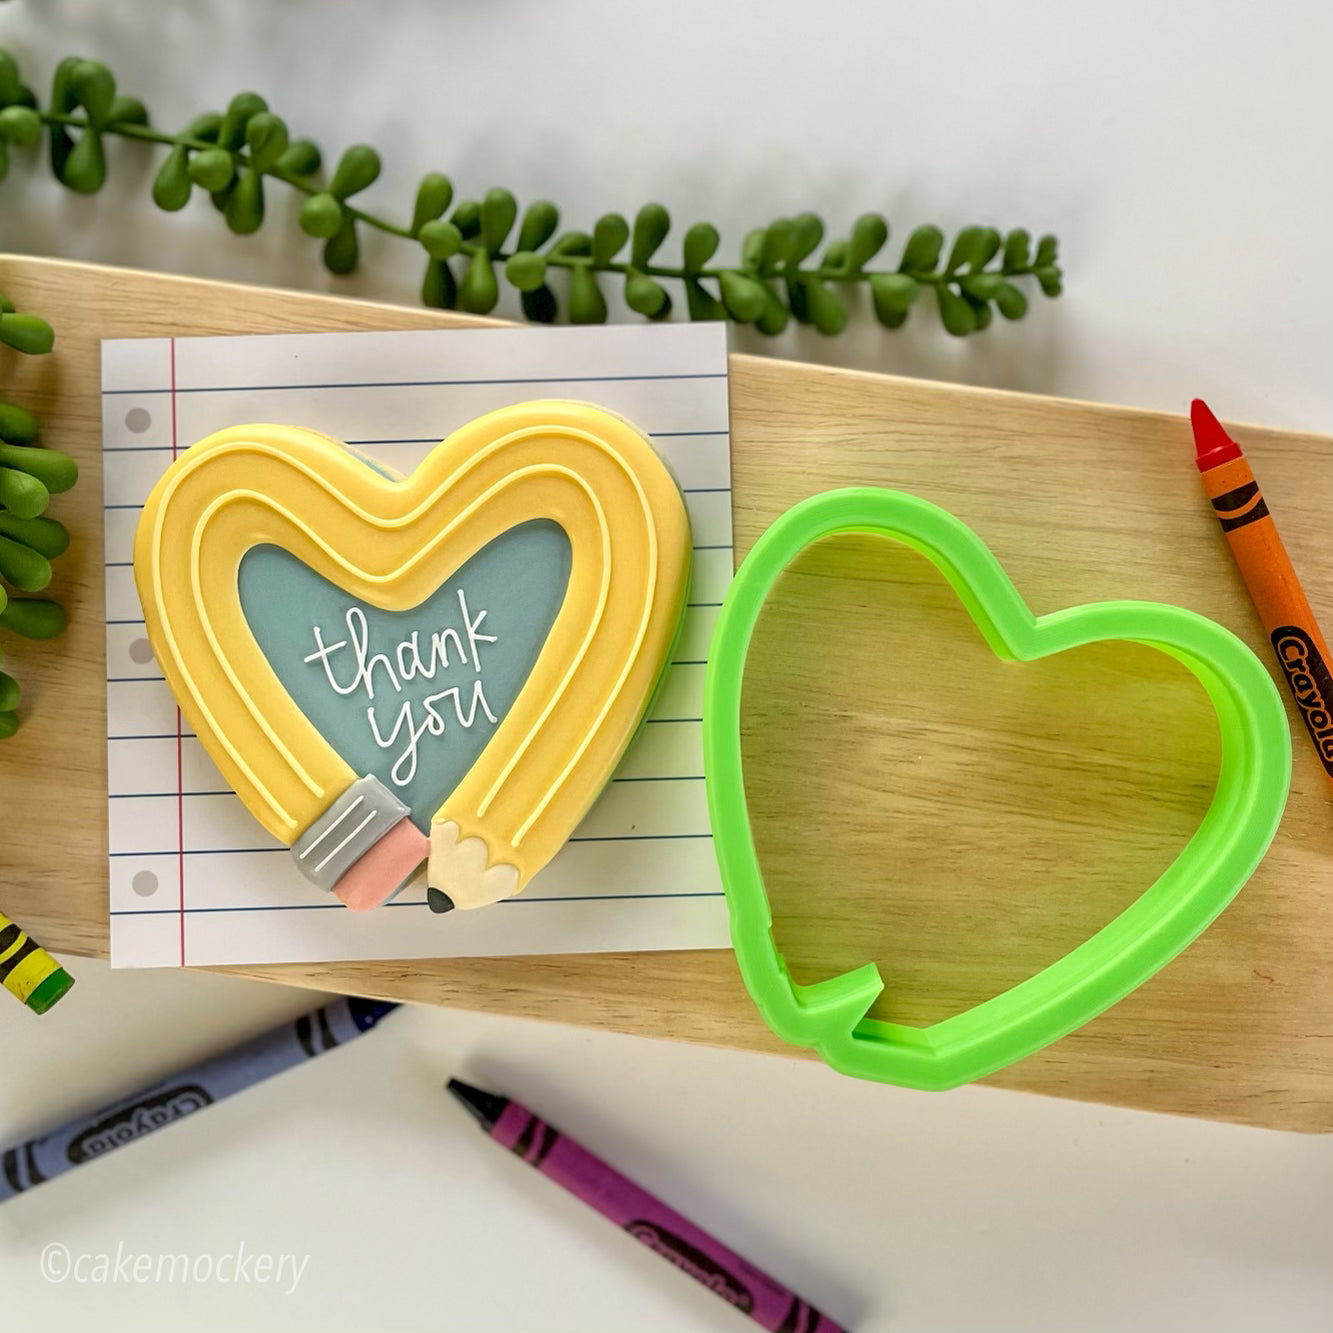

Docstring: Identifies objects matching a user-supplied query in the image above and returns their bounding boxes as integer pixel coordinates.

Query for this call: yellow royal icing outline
[133,401,692,907]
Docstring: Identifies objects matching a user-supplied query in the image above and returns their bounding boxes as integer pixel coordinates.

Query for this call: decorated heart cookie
[134,401,691,913]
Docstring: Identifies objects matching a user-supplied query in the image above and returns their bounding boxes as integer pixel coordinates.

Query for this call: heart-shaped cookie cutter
[702,487,1292,1090]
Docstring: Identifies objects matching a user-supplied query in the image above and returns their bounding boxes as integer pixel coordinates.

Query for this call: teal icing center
[238,519,572,831]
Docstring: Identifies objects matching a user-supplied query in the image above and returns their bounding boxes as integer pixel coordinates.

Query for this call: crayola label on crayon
[1272,626,1333,774]
[624,1221,755,1312]
[66,1085,214,1163]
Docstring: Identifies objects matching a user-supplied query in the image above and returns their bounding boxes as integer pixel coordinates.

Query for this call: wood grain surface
[1,255,1328,1131]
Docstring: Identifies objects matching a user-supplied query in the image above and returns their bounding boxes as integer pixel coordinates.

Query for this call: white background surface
[1,3,1330,1331]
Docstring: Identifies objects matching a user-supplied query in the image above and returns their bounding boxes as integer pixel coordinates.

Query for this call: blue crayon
[0,996,397,1201]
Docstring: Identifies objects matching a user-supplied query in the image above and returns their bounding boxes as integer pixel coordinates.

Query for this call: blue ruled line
[110,890,724,916]
[110,830,712,857]
[104,370,727,395]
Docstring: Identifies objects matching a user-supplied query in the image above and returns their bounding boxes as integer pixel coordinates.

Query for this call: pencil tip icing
[427,819,520,911]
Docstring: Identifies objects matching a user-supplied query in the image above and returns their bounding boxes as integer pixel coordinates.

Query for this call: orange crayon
[1190,397,1333,785]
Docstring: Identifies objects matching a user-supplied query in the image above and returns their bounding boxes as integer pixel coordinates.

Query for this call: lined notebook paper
[102,324,733,968]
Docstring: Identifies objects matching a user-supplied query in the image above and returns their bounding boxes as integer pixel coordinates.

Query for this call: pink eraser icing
[332,820,430,912]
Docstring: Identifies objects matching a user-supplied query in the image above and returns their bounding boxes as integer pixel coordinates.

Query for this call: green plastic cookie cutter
[702,488,1292,1090]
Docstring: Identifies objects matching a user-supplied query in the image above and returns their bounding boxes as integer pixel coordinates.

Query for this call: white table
[1,3,1330,1330]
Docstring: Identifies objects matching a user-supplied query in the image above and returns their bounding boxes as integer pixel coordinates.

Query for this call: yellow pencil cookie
[133,401,692,913]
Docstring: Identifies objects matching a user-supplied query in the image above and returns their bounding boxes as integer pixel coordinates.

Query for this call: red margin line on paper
[170,336,185,968]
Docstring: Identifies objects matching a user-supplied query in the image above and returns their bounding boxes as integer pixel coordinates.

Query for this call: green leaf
[0,140,7,183]
[1002,228,1030,273]
[418,219,462,260]
[0,312,54,354]
[0,399,39,443]
[994,280,1028,320]
[740,227,766,271]
[959,272,1004,300]
[755,282,789,336]
[1034,234,1058,267]
[0,513,68,558]
[244,112,288,172]
[47,57,80,184]
[61,130,106,194]
[322,215,359,275]
[421,258,457,310]
[0,471,49,523]
[329,144,381,200]
[807,282,847,335]
[964,293,993,331]
[0,709,17,740]
[682,222,719,274]
[411,173,453,234]
[946,225,1001,274]
[451,200,482,240]
[218,92,267,151]
[0,525,52,583]
[276,138,321,177]
[592,213,630,266]
[459,250,499,313]
[0,672,17,713]
[548,230,591,258]
[481,187,518,255]
[0,105,41,146]
[788,212,824,265]
[225,170,264,235]
[630,203,670,268]
[568,265,607,323]
[298,192,343,239]
[516,201,559,252]
[718,270,767,322]
[209,181,236,214]
[848,213,889,268]
[821,239,850,274]
[0,50,22,106]
[759,219,794,273]
[71,60,116,129]
[937,285,977,336]
[0,596,66,639]
[684,278,726,321]
[188,147,235,192]
[106,95,148,128]
[184,112,224,144]
[869,273,919,326]
[156,147,193,210]
[0,443,77,493]
[785,275,811,324]
[624,270,668,317]
[505,250,547,292]
[899,224,944,274]
[1035,265,1063,297]
[521,285,558,324]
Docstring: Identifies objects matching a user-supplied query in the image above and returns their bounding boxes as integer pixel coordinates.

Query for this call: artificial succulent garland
[0,49,1062,336]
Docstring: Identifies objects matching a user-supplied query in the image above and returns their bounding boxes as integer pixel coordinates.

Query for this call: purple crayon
[447,1079,846,1332]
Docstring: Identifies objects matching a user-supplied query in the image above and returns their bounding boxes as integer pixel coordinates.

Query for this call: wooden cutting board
[2,255,1329,1131]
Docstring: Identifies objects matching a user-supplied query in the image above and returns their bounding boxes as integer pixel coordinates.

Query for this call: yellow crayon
[0,910,74,1014]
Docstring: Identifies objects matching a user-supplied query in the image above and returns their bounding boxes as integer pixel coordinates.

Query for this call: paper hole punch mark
[124,407,152,434]
[129,638,155,665]
[131,870,159,897]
